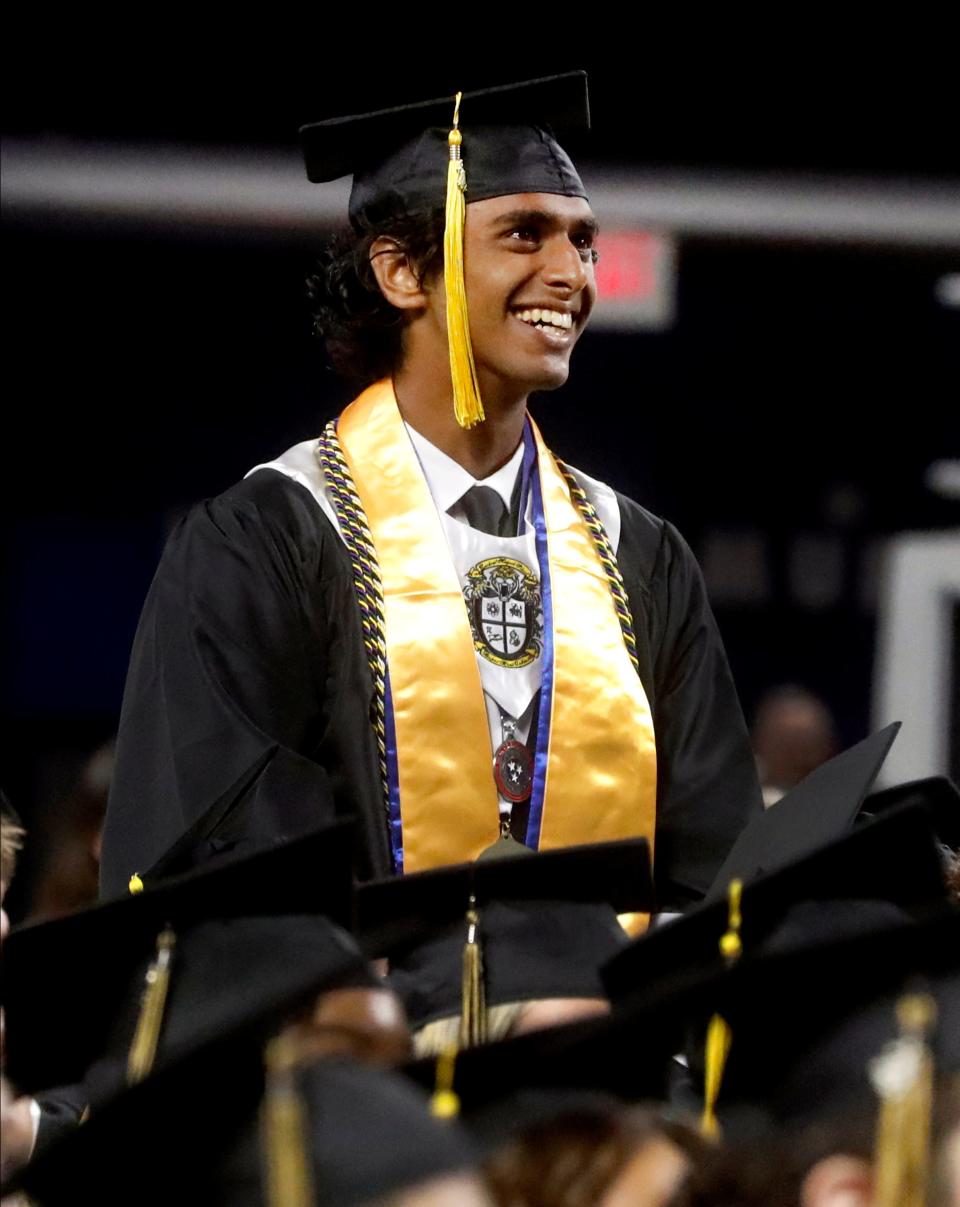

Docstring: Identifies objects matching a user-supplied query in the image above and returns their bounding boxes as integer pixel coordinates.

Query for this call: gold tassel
[870,992,937,1207]
[261,1034,314,1207]
[128,873,144,894]
[444,91,485,429]
[459,894,487,1049]
[127,926,176,1084]
[430,1042,461,1119]
[700,1016,733,1140]
[700,878,743,1139]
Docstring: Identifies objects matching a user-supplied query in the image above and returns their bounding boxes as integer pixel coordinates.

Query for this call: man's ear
[800,1153,873,1207]
[368,237,428,312]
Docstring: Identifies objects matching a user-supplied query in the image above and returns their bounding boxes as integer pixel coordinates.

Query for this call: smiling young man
[100,73,761,915]
[376,191,598,479]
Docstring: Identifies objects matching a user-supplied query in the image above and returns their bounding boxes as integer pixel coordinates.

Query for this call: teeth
[515,309,573,330]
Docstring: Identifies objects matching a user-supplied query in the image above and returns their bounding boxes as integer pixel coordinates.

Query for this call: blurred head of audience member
[29,740,114,920]
[1,793,26,941]
[669,1076,960,1207]
[752,685,838,807]
[1,795,38,1184]
[482,1097,706,1207]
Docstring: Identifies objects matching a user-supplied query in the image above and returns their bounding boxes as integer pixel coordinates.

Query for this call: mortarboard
[2,819,368,1096]
[706,722,901,899]
[6,1045,480,1207]
[602,802,947,1010]
[300,71,591,430]
[300,72,590,227]
[601,802,953,1142]
[696,906,960,1133]
[401,968,685,1120]
[860,775,960,851]
[358,838,653,1041]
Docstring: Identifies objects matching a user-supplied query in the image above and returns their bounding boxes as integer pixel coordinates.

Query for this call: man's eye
[573,236,598,263]
[508,227,539,244]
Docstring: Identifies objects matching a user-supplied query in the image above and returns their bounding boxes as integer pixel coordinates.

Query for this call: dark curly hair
[307,209,446,384]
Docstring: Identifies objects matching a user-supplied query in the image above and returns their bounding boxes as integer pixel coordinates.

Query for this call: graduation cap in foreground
[602,801,947,1011]
[7,1044,480,1207]
[698,906,960,1137]
[860,775,960,851]
[602,801,953,1144]
[358,838,653,1045]
[400,958,690,1126]
[2,819,370,1097]
[300,71,591,430]
[706,722,901,899]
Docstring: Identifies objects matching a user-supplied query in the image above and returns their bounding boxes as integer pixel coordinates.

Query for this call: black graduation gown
[100,469,762,905]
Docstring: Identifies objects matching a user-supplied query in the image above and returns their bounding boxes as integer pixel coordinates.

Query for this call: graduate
[100,72,761,913]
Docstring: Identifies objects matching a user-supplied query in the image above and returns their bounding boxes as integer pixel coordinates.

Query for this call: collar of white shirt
[404,422,524,515]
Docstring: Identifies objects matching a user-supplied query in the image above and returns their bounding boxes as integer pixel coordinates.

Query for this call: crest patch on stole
[463,556,544,668]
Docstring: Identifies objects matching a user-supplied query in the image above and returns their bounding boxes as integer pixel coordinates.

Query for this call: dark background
[3,33,958,914]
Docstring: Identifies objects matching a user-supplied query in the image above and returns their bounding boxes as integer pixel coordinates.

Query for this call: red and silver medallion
[493,739,533,803]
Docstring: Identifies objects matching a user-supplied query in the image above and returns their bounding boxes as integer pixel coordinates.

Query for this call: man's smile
[511,307,575,331]
[508,304,579,351]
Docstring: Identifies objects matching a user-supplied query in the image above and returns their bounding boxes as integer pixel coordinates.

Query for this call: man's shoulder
[613,489,689,592]
[612,489,668,550]
[170,444,336,561]
[562,459,671,585]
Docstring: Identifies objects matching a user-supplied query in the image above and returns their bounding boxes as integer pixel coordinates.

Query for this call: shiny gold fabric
[336,380,656,872]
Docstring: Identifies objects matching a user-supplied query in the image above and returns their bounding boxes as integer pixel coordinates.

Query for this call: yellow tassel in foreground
[460,894,488,1049]
[700,879,743,1138]
[261,1033,314,1207]
[700,1015,733,1140]
[444,92,485,429]
[430,1043,462,1119]
[870,992,937,1207]
[127,926,176,1084]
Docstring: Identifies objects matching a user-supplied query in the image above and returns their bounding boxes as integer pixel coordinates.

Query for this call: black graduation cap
[358,839,653,1035]
[602,802,947,1010]
[401,963,686,1121]
[700,905,960,1133]
[7,1046,480,1207]
[860,775,960,851]
[706,722,901,899]
[300,71,591,231]
[2,819,367,1096]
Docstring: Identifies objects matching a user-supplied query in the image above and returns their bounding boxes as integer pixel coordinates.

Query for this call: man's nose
[541,236,589,294]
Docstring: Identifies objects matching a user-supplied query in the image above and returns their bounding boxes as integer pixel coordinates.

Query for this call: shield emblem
[479,596,528,657]
[464,557,542,669]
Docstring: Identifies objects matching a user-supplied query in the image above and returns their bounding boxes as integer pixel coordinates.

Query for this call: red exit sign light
[592,230,675,331]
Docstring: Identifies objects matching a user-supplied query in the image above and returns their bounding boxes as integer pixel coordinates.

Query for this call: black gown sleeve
[99,470,389,899]
[616,497,763,908]
[33,1084,88,1155]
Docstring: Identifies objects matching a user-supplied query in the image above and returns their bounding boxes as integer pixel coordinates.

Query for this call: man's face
[432,192,598,397]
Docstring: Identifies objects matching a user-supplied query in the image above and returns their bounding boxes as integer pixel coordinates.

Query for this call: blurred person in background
[1,798,39,1185]
[27,740,112,920]
[751,685,838,808]
[0,796,25,940]
[482,1098,705,1207]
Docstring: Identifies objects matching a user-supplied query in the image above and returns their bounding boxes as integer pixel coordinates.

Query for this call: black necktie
[458,484,511,537]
